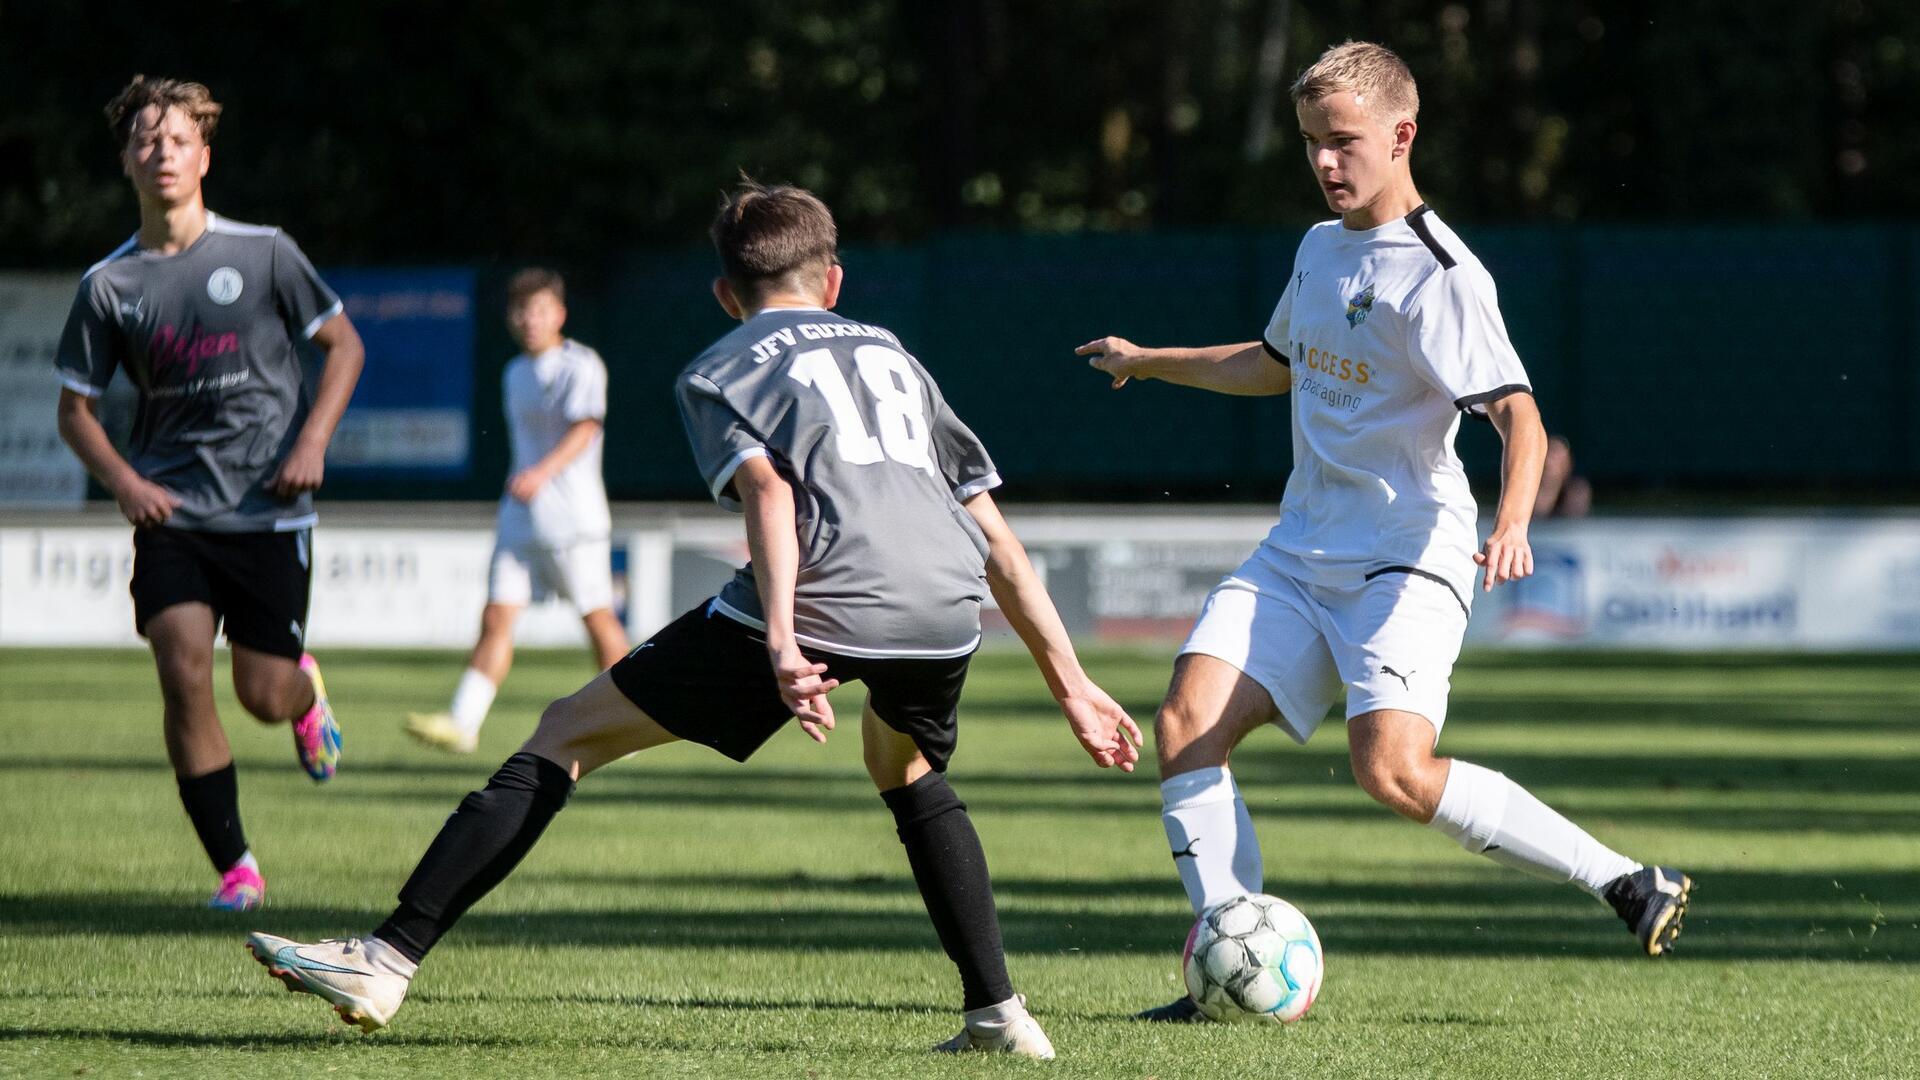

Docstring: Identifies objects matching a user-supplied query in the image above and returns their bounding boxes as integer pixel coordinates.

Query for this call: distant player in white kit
[1078,42,1693,1021]
[406,269,628,753]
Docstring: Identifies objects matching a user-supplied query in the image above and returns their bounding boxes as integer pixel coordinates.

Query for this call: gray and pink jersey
[54,211,342,532]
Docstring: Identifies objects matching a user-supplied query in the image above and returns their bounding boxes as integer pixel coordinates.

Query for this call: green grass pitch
[1,647,1915,1078]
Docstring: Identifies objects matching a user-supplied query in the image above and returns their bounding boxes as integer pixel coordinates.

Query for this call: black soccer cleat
[1131,996,1208,1023]
[1604,865,1693,956]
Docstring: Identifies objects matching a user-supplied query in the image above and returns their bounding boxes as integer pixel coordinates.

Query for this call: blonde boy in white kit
[1079,42,1693,1021]
[407,269,629,753]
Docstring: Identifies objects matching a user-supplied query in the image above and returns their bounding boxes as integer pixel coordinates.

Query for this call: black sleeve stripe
[1454,384,1532,417]
[1406,204,1458,270]
[1261,339,1290,366]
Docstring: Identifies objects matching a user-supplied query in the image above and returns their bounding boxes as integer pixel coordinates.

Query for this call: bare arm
[273,311,366,497]
[509,418,602,502]
[735,455,839,740]
[1075,336,1292,397]
[963,490,1142,771]
[1475,392,1548,591]
[56,389,179,527]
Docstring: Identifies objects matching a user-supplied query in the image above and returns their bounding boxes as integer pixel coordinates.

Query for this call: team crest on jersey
[207,267,243,305]
[1344,284,1375,328]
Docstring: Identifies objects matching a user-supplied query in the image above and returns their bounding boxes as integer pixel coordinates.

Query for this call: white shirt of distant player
[1257,208,1531,605]
[496,339,611,548]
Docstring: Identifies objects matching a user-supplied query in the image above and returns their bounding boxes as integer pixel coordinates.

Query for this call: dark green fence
[354,223,1920,503]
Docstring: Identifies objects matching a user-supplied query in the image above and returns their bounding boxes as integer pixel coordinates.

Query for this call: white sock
[964,994,1029,1032]
[448,668,498,736]
[1160,767,1263,915]
[362,936,419,978]
[232,851,260,874]
[1430,760,1639,897]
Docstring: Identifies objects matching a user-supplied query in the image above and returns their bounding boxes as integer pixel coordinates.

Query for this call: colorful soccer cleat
[1131,995,1208,1023]
[293,653,342,782]
[933,995,1056,1060]
[209,863,265,912]
[404,712,478,754]
[1604,865,1693,956]
[246,932,414,1033]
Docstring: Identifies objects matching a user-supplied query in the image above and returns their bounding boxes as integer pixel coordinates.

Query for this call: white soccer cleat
[404,712,478,754]
[933,995,1056,1060]
[246,932,415,1032]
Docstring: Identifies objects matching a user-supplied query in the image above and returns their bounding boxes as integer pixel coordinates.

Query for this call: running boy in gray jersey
[247,181,1139,1060]
[54,76,364,912]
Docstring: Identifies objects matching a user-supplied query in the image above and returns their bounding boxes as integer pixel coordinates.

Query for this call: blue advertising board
[323,268,475,479]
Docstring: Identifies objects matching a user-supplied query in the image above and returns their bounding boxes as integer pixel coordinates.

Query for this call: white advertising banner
[3,512,1919,651]
[0,275,88,507]
[0,526,632,648]
[1461,517,1920,650]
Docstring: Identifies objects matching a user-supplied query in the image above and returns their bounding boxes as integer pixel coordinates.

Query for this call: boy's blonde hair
[1290,41,1419,122]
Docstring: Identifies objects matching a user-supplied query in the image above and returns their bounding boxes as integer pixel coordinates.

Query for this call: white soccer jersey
[1256,205,1531,607]
[496,339,611,549]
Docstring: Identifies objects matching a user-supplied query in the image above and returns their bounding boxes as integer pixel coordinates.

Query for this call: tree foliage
[5,0,1919,266]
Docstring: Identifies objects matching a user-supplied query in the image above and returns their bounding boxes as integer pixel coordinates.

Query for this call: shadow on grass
[5,867,1911,963]
[0,1026,526,1050]
[5,746,1916,835]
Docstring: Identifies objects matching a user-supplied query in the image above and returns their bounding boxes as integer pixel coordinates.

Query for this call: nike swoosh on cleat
[275,946,374,977]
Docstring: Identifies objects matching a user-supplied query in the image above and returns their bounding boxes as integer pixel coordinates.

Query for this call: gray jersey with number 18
[675,307,1002,659]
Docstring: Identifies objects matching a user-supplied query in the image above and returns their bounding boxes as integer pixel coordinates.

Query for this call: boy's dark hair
[105,75,222,144]
[506,267,566,308]
[709,179,838,301]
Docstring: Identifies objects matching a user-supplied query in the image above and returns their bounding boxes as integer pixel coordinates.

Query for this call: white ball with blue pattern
[1182,893,1325,1023]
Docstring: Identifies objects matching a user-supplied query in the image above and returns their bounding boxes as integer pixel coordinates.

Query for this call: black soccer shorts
[130,525,313,660]
[609,600,972,771]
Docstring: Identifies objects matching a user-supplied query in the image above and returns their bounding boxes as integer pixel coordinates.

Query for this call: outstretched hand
[1059,683,1143,771]
[770,644,840,743]
[1472,523,1535,592]
[1075,335,1148,389]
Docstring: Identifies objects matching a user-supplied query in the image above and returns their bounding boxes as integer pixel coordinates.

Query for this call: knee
[479,605,518,639]
[153,652,212,712]
[1350,750,1437,820]
[527,693,596,758]
[534,695,578,739]
[864,740,929,792]
[1154,696,1222,772]
[878,770,963,837]
[232,677,284,723]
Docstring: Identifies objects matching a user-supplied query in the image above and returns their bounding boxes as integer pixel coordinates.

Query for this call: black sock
[177,762,247,872]
[373,752,575,964]
[881,772,1014,1011]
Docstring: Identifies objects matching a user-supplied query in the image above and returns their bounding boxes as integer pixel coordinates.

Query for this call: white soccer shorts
[487,539,615,614]
[1179,553,1469,742]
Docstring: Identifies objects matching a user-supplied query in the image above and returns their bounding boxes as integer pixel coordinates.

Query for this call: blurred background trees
[5,0,1919,267]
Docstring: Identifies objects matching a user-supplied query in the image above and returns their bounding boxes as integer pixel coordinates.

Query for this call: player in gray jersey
[53,76,364,912]
[678,307,1002,657]
[248,182,1139,1060]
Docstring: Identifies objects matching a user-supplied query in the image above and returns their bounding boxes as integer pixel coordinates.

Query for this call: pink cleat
[293,653,342,782]
[210,863,265,911]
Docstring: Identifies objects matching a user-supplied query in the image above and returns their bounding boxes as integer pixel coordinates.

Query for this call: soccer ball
[1182,893,1324,1023]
